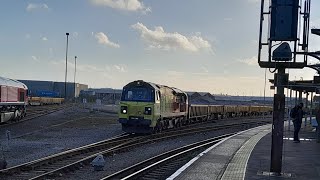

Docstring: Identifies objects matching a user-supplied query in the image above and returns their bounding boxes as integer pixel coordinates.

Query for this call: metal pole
[310,92,313,124]
[270,68,286,175]
[258,0,265,62]
[289,88,292,131]
[299,91,303,103]
[295,90,298,105]
[74,56,77,103]
[65,33,69,99]
[305,93,309,127]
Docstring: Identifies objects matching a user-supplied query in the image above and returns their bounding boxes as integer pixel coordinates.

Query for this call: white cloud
[26,3,49,12]
[132,22,213,53]
[31,56,40,62]
[114,64,127,72]
[42,37,48,41]
[95,32,120,48]
[91,0,151,13]
[237,56,258,66]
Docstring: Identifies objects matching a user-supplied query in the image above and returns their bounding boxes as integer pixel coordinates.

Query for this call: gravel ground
[56,119,271,180]
[0,105,122,167]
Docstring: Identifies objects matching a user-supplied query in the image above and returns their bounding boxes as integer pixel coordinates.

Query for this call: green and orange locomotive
[119,80,188,134]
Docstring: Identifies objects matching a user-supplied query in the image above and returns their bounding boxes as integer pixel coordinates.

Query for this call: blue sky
[0,0,320,96]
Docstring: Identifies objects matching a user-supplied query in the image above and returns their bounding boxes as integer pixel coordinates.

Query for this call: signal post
[258,0,311,176]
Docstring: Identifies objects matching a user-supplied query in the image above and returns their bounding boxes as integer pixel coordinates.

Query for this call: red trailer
[0,77,28,123]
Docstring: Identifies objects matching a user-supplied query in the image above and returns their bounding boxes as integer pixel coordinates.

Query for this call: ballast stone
[91,154,105,171]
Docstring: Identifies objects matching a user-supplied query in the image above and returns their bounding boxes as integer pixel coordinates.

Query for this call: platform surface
[169,119,320,180]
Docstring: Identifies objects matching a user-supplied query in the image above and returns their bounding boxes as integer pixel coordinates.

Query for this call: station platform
[168,120,320,180]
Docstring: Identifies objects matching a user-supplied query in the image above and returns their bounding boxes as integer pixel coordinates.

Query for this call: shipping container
[35,90,60,98]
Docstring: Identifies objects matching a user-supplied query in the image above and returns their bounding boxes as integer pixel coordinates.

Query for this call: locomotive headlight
[121,106,127,114]
[144,107,152,115]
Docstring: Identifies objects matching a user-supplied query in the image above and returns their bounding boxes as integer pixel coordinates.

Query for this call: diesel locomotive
[119,80,272,134]
[0,76,28,123]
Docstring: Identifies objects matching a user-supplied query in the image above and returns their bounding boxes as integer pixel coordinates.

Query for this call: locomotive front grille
[128,116,151,126]
[129,116,144,120]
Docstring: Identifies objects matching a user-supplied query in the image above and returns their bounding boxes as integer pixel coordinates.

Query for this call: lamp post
[74,56,77,103]
[65,33,69,99]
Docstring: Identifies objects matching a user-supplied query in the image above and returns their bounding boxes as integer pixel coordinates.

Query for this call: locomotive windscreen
[121,87,154,102]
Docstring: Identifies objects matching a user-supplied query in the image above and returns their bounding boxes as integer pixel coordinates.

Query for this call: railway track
[0,104,71,127]
[101,133,236,180]
[26,104,71,117]
[0,133,133,180]
[0,121,268,180]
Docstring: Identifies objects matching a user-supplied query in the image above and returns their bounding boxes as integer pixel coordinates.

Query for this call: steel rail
[0,104,71,127]
[101,133,236,180]
[29,121,266,179]
[0,133,131,178]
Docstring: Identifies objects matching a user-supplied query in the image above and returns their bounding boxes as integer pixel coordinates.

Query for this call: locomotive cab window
[20,91,25,102]
[121,87,155,102]
[156,91,160,101]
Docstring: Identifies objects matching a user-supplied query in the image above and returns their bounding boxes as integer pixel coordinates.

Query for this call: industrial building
[80,88,122,104]
[18,80,88,99]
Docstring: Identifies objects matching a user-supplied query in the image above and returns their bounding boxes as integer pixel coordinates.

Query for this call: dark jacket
[294,107,303,123]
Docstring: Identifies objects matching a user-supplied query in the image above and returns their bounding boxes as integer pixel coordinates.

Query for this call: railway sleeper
[13,172,40,178]
[141,176,159,180]
[36,167,60,171]
[146,172,165,176]
[143,173,165,178]
[167,161,186,166]
[155,166,174,171]
[152,169,169,173]
[160,165,179,169]
[32,170,47,174]
[144,172,173,179]
[11,174,35,179]
[163,163,181,168]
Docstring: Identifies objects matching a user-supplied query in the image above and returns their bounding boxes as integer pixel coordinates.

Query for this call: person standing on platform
[292,103,304,143]
[316,105,320,143]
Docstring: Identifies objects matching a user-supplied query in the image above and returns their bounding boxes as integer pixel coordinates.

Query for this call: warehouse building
[18,80,88,99]
[80,88,122,104]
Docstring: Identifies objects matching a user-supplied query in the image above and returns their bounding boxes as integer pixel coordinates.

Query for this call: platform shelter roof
[269,79,320,93]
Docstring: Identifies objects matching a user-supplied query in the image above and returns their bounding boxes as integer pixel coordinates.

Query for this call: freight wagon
[28,97,64,106]
[28,90,64,106]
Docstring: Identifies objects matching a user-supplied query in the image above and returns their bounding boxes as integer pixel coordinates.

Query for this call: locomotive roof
[133,80,187,95]
[0,76,28,89]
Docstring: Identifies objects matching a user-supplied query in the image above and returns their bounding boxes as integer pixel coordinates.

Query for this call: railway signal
[258,0,311,175]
